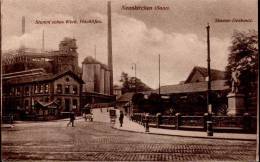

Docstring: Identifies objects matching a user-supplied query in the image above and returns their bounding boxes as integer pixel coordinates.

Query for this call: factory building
[2,38,115,120]
[2,37,81,76]
[2,4,115,120]
[82,56,111,95]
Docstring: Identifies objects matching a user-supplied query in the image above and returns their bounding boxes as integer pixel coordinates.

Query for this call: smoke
[2,3,231,89]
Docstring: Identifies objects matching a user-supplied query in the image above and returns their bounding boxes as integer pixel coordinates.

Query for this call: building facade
[145,66,230,115]
[2,69,84,120]
[81,56,111,95]
[2,37,115,120]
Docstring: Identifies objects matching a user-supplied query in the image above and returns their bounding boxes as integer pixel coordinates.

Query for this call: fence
[130,113,256,133]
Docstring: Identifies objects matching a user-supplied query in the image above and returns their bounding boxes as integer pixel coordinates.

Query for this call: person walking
[119,111,124,127]
[67,111,75,127]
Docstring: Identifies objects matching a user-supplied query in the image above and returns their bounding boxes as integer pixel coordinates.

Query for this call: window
[65,77,70,82]
[34,85,38,94]
[65,99,70,111]
[25,87,30,96]
[57,84,62,93]
[24,100,29,110]
[73,99,77,109]
[36,85,41,93]
[10,88,15,96]
[73,85,78,94]
[16,87,21,96]
[40,85,44,93]
[45,84,49,93]
[56,98,62,105]
[65,85,70,94]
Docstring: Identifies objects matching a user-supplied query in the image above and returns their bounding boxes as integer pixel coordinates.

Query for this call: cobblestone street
[2,118,256,161]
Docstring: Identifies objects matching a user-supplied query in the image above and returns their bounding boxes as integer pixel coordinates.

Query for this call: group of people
[66,109,125,127]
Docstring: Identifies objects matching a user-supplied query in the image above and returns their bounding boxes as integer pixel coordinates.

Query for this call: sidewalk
[112,116,257,141]
[1,124,15,128]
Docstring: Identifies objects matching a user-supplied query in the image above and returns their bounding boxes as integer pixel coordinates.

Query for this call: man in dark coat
[67,111,75,127]
[119,111,124,127]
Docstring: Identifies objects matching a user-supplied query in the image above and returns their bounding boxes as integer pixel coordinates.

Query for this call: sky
[2,0,258,89]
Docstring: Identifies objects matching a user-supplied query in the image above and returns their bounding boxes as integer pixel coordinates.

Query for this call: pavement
[2,108,257,161]
[112,114,257,141]
[1,124,15,128]
[3,118,257,161]
[2,107,257,141]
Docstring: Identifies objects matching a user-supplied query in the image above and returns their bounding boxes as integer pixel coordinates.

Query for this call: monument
[227,68,245,116]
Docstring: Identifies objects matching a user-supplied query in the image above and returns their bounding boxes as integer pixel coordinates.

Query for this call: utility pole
[159,54,161,96]
[206,23,213,136]
[132,63,137,93]
[94,45,96,60]
[206,23,211,108]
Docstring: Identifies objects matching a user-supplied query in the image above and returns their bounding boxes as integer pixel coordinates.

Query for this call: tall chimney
[107,1,113,95]
[42,30,45,52]
[22,16,25,35]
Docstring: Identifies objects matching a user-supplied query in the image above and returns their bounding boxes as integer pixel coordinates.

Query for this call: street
[2,117,256,161]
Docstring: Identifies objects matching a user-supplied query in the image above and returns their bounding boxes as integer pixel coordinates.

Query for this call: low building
[2,69,84,120]
[154,66,230,115]
[113,85,122,99]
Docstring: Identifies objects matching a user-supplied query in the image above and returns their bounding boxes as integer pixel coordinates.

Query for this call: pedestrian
[67,111,75,127]
[119,110,124,127]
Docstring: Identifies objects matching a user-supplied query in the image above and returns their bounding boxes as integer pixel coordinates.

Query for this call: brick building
[2,69,84,120]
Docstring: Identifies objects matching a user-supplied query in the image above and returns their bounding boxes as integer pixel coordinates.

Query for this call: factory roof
[82,56,109,70]
[3,69,84,85]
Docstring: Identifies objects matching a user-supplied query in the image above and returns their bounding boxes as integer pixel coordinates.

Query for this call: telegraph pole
[0,1,2,160]
[206,23,211,108]
[132,63,137,93]
[159,54,161,96]
[206,23,213,136]
[94,45,96,60]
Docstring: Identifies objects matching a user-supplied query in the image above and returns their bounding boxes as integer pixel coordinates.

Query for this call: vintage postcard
[1,0,258,161]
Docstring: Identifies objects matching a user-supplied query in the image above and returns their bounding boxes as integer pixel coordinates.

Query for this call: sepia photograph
[0,0,258,161]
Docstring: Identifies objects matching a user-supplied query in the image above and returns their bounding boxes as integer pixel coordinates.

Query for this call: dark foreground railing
[131,113,256,133]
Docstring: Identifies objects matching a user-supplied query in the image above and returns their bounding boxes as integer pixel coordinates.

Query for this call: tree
[120,72,152,94]
[225,30,258,111]
[147,93,163,114]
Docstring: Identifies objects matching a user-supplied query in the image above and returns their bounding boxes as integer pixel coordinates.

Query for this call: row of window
[56,84,78,94]
[7,84,50,96]
[14,98,78,110]
[6,84,79,96]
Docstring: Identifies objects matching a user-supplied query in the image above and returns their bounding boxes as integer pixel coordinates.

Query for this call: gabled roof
[82,56,109,70]
[117,92,135,102]
[185,66,225,83]
[82,56,100,64]
[155,80,229,94]
[51,70,85,84]
[3,69,84,85]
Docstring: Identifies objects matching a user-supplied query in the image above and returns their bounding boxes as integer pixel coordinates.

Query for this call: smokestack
[107,1,113,95]
[42,30,45,52]
[22,16,25,35]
